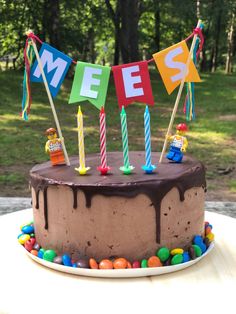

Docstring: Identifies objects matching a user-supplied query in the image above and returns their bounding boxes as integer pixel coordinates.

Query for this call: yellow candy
[18,234,30,245]
[170,248,184,255]
[206,232,214,242]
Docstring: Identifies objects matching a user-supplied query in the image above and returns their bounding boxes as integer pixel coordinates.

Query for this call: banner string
[26,27,204,66]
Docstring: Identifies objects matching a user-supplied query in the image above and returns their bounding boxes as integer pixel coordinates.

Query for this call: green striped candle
[119,106,134,174]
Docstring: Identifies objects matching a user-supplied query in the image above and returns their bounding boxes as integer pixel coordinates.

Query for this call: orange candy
[99,259,113,269]
[113,258,128,269]
[147,256,163,267]
[89,258,99,269]
[30,249,39,256]
[127,261,132,269]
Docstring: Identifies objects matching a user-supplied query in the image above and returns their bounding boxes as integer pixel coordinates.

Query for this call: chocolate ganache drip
[30,152,206,242]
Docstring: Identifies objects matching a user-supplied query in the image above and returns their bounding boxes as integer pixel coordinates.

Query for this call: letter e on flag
[112,61,154,110]
[152,41,201,94]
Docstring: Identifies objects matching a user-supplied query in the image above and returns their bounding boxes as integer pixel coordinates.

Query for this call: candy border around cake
[18,221,215,278]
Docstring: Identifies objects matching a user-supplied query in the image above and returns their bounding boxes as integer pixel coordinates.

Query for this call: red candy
[132,261,141,268]
[24,238,36,252]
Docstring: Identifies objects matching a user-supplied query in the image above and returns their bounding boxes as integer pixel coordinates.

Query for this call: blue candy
[22,225,34,234]
[38,249,45,259]
[182,252,190,263]
[72,263,77,268]
[193,235,203,245]
[198,242,207,253]
[193,235,207,253]
[62,254,72,267]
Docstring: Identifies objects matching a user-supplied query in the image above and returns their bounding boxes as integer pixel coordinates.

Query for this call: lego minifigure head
[176,123,188,135]
[45,128,57,140]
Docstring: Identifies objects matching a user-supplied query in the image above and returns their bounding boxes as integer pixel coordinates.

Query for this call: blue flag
[30,43,72,97]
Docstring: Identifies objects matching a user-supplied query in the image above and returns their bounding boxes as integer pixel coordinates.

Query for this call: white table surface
[0,209,235,314]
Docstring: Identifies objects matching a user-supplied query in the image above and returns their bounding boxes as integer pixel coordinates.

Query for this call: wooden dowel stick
[159,19,202,163]
[29,35,70,166]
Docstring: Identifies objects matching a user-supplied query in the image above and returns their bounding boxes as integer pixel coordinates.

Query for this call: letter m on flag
[30,43,72,97]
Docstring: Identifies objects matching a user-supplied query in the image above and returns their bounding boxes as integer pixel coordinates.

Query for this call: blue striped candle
[142,105,156,174]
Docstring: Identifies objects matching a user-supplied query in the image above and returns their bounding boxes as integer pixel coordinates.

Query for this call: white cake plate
[22,242,214,278]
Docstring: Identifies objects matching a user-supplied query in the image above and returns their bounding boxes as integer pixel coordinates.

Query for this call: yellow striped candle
[75,106,90,175]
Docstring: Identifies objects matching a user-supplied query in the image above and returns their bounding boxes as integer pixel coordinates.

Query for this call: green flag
[69,61,111,110]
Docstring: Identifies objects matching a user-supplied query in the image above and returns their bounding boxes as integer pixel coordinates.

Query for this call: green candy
[141,259,148,268]
[192,244,202,257]
[43,249,57,262]
[171,254,183,265]
[157,247,170,262]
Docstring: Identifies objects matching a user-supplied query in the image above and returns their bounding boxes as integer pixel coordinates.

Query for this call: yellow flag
[153,41,201,94]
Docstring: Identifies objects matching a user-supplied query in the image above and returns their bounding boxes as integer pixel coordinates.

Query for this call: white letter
[33,49,67,88]
[122,65,144,98]
[165,47,188,82]
[80,67,102,99]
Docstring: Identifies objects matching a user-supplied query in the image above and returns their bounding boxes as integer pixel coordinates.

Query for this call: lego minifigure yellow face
[176,130,186,136]
[47,132,57,141]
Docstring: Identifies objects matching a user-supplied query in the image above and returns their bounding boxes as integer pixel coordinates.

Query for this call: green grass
[0,69,236,198]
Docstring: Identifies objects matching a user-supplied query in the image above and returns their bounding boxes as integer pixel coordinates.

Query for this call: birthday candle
[120,106,134,174]
[97,107,110,175]
[75,106,90,175]
[144,105,151,167]
[142,105,156,174]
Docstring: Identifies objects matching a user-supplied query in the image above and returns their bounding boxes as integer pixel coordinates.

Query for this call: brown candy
[188,246,196,259]
[77,259,90,268]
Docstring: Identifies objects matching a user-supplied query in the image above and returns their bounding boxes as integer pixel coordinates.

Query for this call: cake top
[30,151,205,187]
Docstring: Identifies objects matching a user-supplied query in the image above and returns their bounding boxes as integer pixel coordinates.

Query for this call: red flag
[112,61,154,110]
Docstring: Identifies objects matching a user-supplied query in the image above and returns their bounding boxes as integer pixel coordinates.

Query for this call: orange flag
[153,40,201,94]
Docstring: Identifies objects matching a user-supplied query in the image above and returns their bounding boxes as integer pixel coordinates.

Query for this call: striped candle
[97,107,110,175]
[120,106,130,168]
[142,105,156,174]
[119,106,134,174]
[75,106,90,175]
[144,105,152,167]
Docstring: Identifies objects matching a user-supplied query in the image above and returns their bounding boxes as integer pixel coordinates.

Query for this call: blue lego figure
[166,123,188,163]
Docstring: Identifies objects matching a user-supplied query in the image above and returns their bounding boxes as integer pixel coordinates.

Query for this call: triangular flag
[69,62,111,110]
[153,40,201,94]
[30,43,72,97]
[112,61,154,110]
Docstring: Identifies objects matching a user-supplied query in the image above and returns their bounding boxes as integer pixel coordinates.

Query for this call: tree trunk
[105,0,120,65]
[211,4,222,72]
[47,0,60,49]
[120,0,130,63]
[129,0,139,61]
[225,12,235,74]
[154,1,161,52]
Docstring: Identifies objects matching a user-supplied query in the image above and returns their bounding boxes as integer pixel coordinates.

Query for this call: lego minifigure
[45,128,65,166]
[166,123,188,163]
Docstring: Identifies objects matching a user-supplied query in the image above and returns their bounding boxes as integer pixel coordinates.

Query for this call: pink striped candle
[97,107,110,175]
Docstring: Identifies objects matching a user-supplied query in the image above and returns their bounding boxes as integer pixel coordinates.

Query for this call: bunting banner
[22,27,204,119]
[112,61,154,110]
[69,62,111,110]
[30,43,72,97]
[152,40,201,95]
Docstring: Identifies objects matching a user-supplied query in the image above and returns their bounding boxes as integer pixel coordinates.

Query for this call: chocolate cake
[30,151,206,261]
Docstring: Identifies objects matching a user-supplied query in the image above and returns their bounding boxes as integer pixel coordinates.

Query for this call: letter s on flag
[152,41,201,94]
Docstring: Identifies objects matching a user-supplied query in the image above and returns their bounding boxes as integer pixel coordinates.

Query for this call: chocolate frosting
[30,152,206,243]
